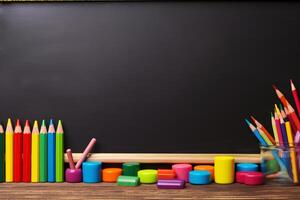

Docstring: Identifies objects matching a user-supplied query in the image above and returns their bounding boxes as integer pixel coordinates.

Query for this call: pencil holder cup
[260,145,300,185]
[65,168,82,183]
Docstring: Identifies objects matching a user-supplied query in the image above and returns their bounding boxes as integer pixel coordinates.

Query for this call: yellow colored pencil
[271,113,279,145]
[285,121,299,183]
[5,119,13,182]
[31,120,40,182]
[275,104,281,117]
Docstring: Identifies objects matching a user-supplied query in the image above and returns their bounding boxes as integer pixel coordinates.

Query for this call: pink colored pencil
[75,138,96,169]
[274,113,284,146]
[66,149,75,170]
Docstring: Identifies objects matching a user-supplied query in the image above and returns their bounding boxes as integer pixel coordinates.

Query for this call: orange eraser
[194,165,214,180]
[157,169,176,180]
[102,168,122,182]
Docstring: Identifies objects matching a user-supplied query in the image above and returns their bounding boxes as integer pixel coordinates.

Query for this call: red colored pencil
[284,106,297,135]
[250,116,275,145]
[13,119,22,182]
[290,79,300,117]
[287,104,300,132]
[22,120,31,182]
[273,85,291,107]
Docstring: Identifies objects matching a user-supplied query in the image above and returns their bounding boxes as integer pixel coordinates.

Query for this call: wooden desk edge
[64,153,261,163]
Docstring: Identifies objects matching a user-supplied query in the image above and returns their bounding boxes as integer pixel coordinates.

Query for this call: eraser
[82,161,102,183]
[194,165,214,180]
[122,163,140,176]
[189,170,211,185]
[236,163,259,172]
[244,172,264,185]
[117,175,140,186]
[214,156,235,184]
[102,168,122,182]
[138,169,157,184]
[235,171,250,184]
[157,179,185,189]
[172,164,192,182]
[157,169,176,180]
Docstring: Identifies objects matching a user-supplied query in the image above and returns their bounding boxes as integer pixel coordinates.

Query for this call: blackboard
[1,2,300,153]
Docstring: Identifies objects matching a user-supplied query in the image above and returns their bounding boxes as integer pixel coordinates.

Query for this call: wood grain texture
[0,182,298,200]
[65,153,261,164]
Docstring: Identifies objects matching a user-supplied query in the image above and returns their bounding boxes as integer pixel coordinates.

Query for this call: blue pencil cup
[82,161,102,183]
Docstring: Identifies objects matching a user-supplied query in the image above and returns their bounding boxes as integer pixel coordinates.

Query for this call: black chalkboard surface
[1,2,300,153]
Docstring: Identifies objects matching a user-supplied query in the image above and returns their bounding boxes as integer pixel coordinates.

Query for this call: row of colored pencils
[0,119,64,183]
[245,80,300,184]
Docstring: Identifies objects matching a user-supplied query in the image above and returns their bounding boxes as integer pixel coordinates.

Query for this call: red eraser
[236,171,249,183]
[244,172,264,185]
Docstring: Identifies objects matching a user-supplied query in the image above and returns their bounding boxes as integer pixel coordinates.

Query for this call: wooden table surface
[0,182,298,200]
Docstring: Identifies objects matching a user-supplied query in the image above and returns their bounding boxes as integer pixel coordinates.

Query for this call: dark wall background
[1,2,300,153]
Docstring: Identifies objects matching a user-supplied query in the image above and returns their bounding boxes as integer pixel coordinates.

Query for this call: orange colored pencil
[273,85,291,107]
[250,116,275,145]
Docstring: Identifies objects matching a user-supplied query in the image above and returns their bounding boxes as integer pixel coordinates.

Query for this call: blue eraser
[82,161,102,183]
[236,163,258,172]
[189,170,211,185]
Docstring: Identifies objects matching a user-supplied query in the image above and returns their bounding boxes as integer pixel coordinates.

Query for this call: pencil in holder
[260,145,300,185]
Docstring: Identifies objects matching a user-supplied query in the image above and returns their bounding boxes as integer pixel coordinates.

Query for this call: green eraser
[122,162,140,176]
[117,175,140,186]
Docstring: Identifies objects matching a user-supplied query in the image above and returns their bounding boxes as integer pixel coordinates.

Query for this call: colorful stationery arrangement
[1,81,300,187]
[245,80,300,184]
[0,119,64,183]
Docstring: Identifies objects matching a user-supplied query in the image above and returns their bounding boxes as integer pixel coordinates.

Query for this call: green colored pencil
[55,120,64,182]
[39,120,48,182]
[0,124,4,182]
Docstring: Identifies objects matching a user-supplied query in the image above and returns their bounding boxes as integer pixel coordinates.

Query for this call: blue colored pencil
[279,115,289,146]
[245,119,268,146]
[245,119,287,172]
[48,119,56,182]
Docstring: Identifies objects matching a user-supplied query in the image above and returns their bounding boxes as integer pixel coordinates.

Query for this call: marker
[75,138,97,169]
[39,120,48,182]
[31,120,40,182]
[23,120,31,182]
[13,119,22,182]
[5,118,14,182]
[48,119,55,182]
[56,120,64,182]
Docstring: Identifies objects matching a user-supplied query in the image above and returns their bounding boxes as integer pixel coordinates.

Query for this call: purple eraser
[65,168,82,183]
[157,179,185,189]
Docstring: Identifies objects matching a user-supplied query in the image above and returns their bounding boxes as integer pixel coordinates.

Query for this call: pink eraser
[172,164,192,182]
